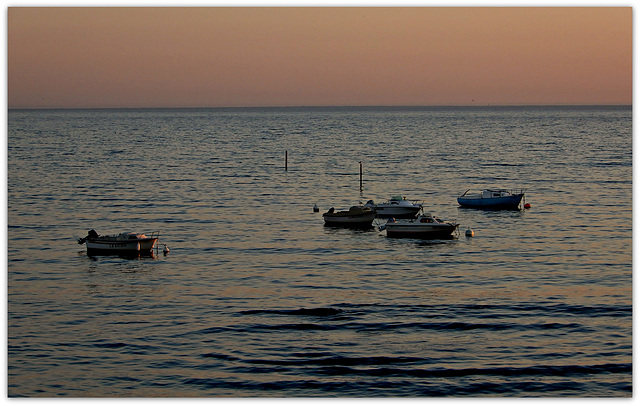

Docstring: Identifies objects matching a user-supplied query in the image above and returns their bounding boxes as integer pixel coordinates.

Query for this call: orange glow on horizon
[7,7,632,108]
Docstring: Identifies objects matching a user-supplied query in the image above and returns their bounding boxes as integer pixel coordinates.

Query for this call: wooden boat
[322,206,375,227]
[457,189,525,210]
[364,196,422,218]
[78,229,159,254]
[380,213,459,239]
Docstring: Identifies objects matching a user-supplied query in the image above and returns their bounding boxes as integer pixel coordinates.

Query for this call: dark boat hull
[457,193,524,210]
[385,224,459,239]
[85,249,156,259]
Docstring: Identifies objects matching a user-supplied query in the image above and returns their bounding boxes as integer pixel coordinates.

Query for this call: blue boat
[457,189,525,210]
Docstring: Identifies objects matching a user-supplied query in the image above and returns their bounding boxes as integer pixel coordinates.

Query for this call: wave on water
[241,307,343,316]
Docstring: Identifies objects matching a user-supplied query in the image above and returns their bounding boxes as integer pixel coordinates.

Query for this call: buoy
[524,203,531,209]
[313,204,319,212]
[465,227,475,237]
[163,244,169,254]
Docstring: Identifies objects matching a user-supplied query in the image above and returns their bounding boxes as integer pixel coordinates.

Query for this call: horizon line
[8,104,633,111]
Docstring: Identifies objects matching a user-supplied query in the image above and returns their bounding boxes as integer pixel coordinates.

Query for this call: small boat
[457,189,525,210]
[365,195,422,218]
[78,229,159,254]
[322,206,375,227]
[380,213,459,239]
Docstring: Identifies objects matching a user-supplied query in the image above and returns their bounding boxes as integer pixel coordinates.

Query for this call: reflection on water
[8,107,631,396]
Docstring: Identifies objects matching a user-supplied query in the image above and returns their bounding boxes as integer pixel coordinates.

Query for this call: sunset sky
[7,6,632,109]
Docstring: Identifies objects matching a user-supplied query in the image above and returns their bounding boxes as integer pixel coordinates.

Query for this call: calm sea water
[7,106,632,397]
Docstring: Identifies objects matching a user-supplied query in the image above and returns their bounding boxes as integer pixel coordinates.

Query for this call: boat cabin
[483,190,510,198]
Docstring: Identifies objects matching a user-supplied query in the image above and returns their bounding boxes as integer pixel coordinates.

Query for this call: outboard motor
[77,229,99,245]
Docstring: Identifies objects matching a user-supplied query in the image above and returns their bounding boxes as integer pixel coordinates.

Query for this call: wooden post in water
[285,150,288,171]
[359,161,363,192]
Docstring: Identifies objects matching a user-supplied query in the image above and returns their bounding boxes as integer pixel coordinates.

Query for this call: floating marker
[313,204,319,212]
[524,203,531,209]
[465,227,475,237]
[163,244,170,254]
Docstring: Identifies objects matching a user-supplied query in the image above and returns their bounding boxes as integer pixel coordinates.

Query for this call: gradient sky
[7,7,632,108]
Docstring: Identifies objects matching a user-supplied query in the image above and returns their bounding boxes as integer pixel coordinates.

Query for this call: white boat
[78,229,159,254]
[365,196,422,218]
[380,213,459,239]
[322,206,375,227]
[457,189,525,210]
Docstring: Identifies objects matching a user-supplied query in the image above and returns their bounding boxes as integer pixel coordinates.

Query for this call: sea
[7,106,632,397]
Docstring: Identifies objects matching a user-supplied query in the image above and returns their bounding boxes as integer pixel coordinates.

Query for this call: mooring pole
[359,161,363,192]
[285,150,288,171]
